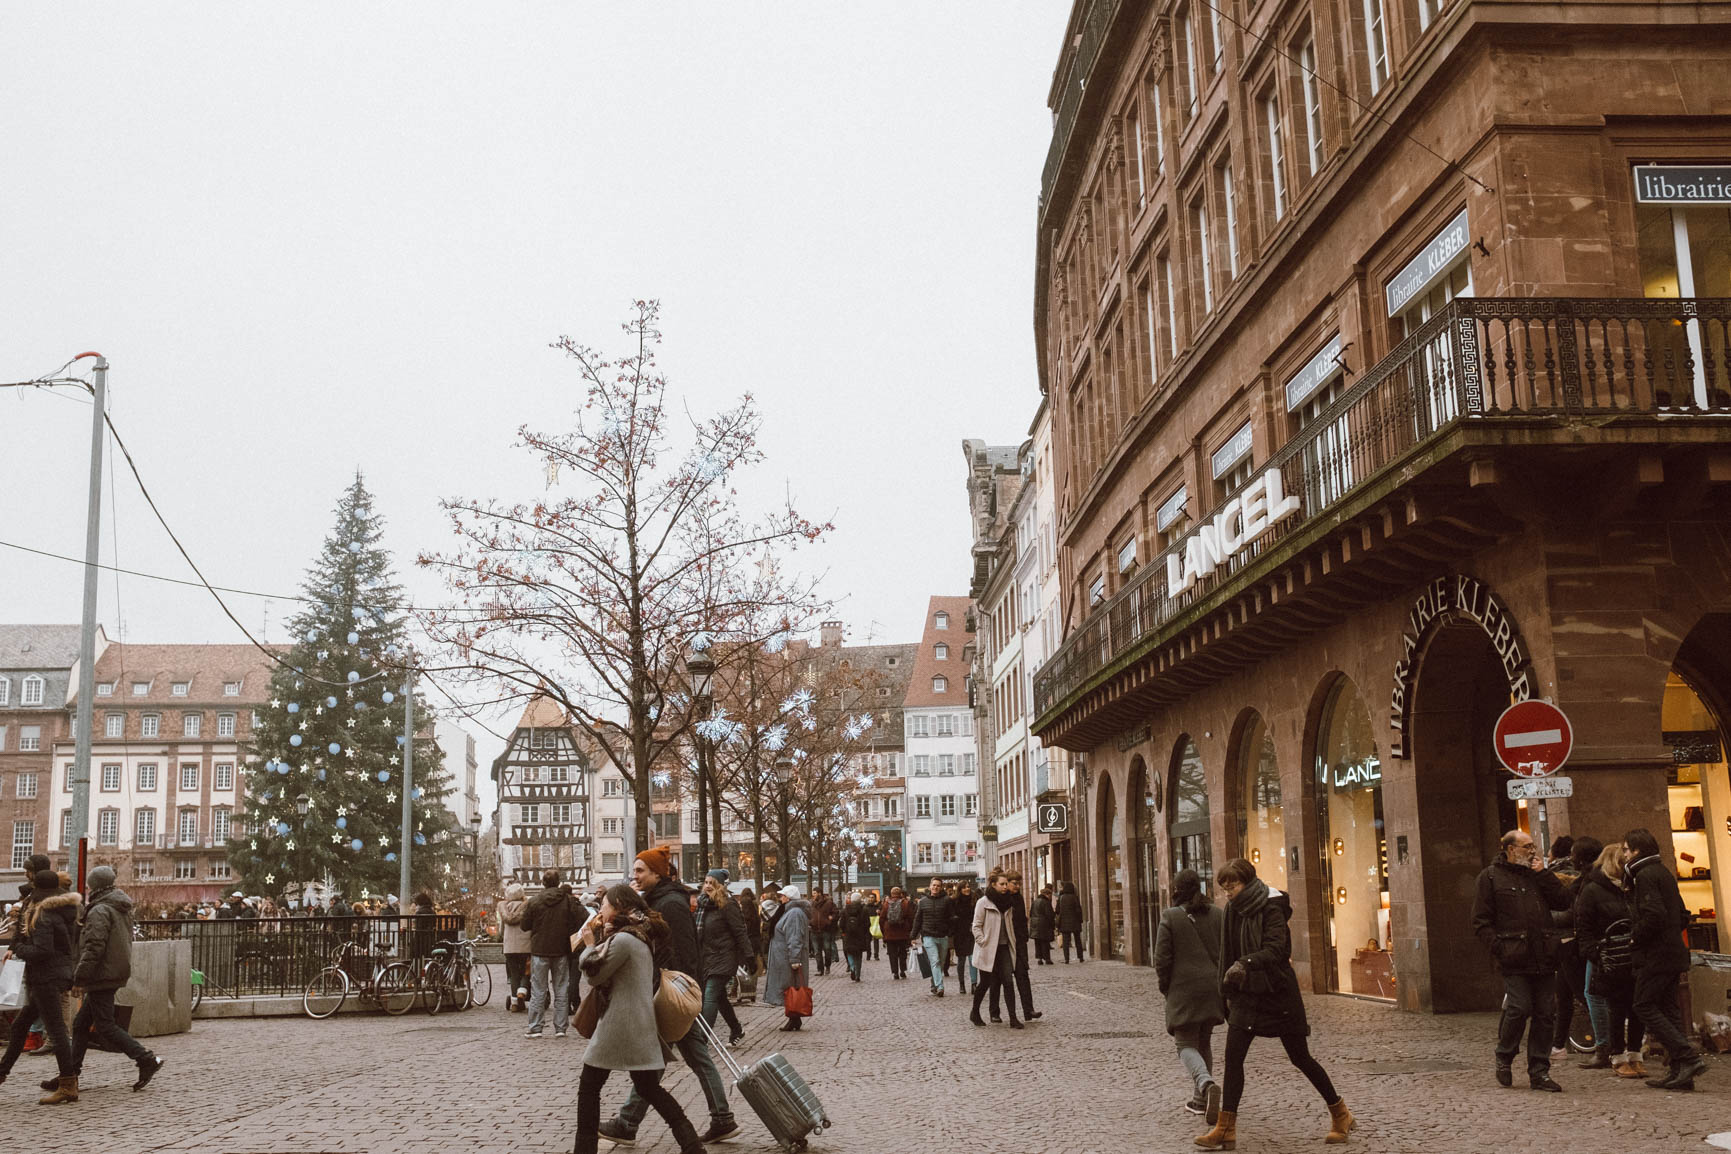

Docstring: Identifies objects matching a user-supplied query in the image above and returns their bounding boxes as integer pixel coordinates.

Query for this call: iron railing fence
[137,913,468,999]
[1033,297,1731,719]
[1041,0,1122,212]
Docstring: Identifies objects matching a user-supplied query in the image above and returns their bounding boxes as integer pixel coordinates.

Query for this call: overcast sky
[0,6,1061,812]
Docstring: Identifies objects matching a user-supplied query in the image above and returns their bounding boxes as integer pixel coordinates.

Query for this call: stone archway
[1128,755,1159,964]
[1096,770,1124,960]
[1408,621,1520,1012]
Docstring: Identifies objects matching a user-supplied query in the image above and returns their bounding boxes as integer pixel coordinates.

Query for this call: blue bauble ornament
[386,852,398,862]
[277,763,290,775]
[289,735,302,747]
[396,736,406,747]
[377,770,391,782]
[287,702,300,714]
[317,769,326,781]
[347,542,361,554]
[347,671,359,683]
[327,742,341,755]
[347,632,359,645]
[353,701,367,712]
[305,630,319,642]
[326,696,338,708]
[336,817,347,829]
[275,822,290,836]
[381,691,394,704]
[350,838,364,850]
[414,833,426,846]
[412,787,423,800]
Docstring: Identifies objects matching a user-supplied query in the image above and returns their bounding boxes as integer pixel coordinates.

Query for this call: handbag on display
[783,985,814,1017]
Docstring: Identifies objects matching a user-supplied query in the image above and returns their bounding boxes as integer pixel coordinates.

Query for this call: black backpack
[886,899,907,928]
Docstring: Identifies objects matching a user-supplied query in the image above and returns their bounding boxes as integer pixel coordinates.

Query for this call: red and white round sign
[1493,700,1573,778]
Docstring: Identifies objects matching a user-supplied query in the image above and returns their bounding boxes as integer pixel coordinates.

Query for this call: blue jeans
[1583,960,1609,1049]
[922,935,949,991]
[845,950,863,978]
[702,974,743,1038]
[617,1025,733,1130]
[527,954,569,1035]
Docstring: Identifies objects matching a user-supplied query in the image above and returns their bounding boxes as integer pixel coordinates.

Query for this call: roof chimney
[820,621,844,647]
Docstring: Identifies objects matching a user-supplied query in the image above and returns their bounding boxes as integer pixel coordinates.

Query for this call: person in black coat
[1030,887,1056,964]
[1572,843,1644,1077]
[0,870,82,1100]
[1195,858,1352,1151]
[1621,827,1709,1090]
[696,870,753,1045]
[994,873,1041,1021]
[949,882,977,995]
[1470,829,1573,1090]
[522,871,582,1038]
[1056,880,1085,962]
[839,892,873,981]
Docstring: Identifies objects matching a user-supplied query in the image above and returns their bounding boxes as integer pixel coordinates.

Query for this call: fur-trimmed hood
[24,890,80,934]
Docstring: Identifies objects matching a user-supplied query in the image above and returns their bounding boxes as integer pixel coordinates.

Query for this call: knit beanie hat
[87,865,117,891]
[706,868,730,884]
[32,870,60,893]
[636,845,673,880]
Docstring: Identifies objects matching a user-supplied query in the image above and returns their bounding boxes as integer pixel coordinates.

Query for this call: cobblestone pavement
[10,959,1726,1153]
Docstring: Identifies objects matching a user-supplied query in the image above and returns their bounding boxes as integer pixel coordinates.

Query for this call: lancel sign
[1165,468,1301,595]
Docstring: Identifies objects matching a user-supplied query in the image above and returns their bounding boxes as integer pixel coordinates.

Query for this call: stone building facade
[1029,0,1731,1011]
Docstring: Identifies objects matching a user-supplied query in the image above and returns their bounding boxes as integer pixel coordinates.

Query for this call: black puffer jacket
[911,892,953,939]
[1221,882,1307,1037]
[696,893,754,979]
[1030,894,1056,941]
[12,891,81,986]
[1471,858,1571,975]
[839,899,873,953]
[1572,867,1629,966]
[74,885,136,991]
[521,886,581,958]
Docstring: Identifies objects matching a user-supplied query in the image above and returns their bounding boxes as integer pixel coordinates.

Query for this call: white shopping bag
[0,958,25,1009]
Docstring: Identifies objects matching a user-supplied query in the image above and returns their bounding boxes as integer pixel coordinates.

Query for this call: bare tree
[419,301,829,849]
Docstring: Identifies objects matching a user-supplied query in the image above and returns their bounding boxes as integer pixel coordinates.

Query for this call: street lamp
[686,648,717,876]
[774,755,794,885]
[469,812,483,891]
[294,793,311,912]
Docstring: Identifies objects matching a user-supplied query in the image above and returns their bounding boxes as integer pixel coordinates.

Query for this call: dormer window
[935,612,950,630]
[20,676,43,707]
[932,676,948,693]
[934,643,949,661]
[171,682,190,697]
[96,682,114,697]
[131,682,150,696]
[222,681,241,696]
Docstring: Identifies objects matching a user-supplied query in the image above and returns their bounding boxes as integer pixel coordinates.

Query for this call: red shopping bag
[783,985,814,1017]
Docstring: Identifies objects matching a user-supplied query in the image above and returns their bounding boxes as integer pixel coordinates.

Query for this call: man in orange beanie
[601,846,739,1147]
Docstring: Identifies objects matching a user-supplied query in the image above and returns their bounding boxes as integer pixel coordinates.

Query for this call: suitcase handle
[695,1011,749,1080]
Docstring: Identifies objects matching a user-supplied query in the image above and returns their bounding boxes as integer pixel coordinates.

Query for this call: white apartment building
[592,760,633,885]
[901,596,982,889]
[52,643,271,902]
[433,717,481,829]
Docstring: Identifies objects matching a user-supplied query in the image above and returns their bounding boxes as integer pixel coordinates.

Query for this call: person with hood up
[838,890,873,981]
[1195,858,1353,1151]
[695,869,752,1046]
[763,883,812,1032]
[1056,880,1085,962]
[1622,827,1710,1091]
[1154,868,1225,1123]
[0,870,82,1102]
[498,883,532,1012]
[968,871,1021,1029]
[62,866,164,1093]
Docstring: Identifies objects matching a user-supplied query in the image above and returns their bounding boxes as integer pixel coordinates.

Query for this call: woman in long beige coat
[968,872,1022,1029]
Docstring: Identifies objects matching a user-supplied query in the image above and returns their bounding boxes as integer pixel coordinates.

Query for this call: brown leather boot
[1194,1109,1236,1150]
[38,1075,78,1105]
[1325,1098,1355,1143]
[1578,1047,1612,1069]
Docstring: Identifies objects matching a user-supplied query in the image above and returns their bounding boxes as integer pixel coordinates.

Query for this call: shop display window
[1662,672,1726,952]
[1238,715,1286,890]
[1316,677,1391,998]
[1170,738,1213,887]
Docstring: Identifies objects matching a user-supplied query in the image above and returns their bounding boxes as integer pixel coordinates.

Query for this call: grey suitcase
[699,1016,830,1152]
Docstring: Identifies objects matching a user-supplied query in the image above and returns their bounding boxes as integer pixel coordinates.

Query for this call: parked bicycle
[302,940,419,1018]
[418,937,491,1014]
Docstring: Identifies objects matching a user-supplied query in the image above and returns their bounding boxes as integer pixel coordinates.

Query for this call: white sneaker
[525,1030,544,1039]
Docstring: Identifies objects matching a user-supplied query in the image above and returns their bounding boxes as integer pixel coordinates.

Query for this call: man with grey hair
[65,865,164,1091]
[1471,829,1572,1092]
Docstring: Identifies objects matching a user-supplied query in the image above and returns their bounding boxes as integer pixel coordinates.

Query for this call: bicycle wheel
[190,969,205,1013]
[424,962,446,1015]
[469,960,492,1007]
[377,962,417,1016]
[448,961,474,1011]
[303,967,350,1019]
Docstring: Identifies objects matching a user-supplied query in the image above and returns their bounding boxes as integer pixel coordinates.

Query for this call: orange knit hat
[636,844,674,880]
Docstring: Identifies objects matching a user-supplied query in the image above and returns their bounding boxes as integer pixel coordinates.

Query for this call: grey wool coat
[577,931,664,1071]
[1152,904,1226,1034]
[762,899,811,1008]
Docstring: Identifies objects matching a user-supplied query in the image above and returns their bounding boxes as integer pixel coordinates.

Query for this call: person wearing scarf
[1195,858,1354,1150]
[967,872,1023,1029]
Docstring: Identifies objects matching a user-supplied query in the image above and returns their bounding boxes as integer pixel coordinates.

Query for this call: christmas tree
[229,476,456,901]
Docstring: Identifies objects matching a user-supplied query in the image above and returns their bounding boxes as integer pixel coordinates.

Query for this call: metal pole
[697,732,710,876]
[400,672,414,903]
[67,355,107,884]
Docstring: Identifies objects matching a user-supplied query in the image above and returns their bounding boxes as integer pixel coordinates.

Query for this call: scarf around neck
[984,886,1016,911]
[1229,877,1271,918]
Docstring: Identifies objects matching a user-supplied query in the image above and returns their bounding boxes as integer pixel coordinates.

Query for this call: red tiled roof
[901,596,974,708]
[88,643,279,706]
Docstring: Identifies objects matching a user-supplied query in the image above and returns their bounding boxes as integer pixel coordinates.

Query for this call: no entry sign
[1493,700,1573,777]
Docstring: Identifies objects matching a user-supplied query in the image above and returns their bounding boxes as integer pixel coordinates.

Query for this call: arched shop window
[1169,738,1213,890]
[1237,714,1285,889]
[1315,676,1391,998]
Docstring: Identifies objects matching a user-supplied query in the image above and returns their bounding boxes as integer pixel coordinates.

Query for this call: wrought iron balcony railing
[1032,297,1731,723]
